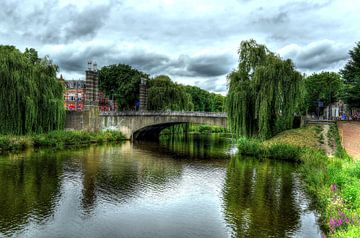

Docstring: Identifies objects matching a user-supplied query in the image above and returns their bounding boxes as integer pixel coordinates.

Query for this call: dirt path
[321,125,335,157]
[338,122,360,160]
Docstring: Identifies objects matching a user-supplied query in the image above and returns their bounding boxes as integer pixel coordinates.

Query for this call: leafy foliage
[147,75,225,112]
[340,42,360,84]
[342,76,360,109]
[226,39,303,139]
[147,75,194,111]
[0,130,125,153]
[304,72,344,113]
[182,85,225,112]
[0,46,65,135]
[98,64,149,110]
[340,42,360,109]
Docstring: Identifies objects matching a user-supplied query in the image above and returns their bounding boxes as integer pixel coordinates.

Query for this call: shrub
[267,144,302,161]
[237,137,267,158]
[1,130,125,152]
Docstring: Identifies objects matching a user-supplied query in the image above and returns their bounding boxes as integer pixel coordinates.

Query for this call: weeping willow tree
[226,40,303,139]
[0,46,65,135]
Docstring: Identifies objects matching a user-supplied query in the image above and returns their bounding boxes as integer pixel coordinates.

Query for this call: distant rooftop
[64,79,85,89]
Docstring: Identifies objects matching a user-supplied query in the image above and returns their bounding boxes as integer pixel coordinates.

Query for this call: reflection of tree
[223,156,301,238]
[81,147,99,214]
[135,134,231,161]
[79,144,183,209]
[0,151,63,235]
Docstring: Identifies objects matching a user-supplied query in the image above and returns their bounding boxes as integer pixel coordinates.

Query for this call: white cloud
[278,40,350,73]
[1,0,360,94]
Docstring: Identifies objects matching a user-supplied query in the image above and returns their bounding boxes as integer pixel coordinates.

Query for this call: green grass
[237,137,302,161]
[0,130,125,153]
[236,125,360,237]
[265,125,320,149]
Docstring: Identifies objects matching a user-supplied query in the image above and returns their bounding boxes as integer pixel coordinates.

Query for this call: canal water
[0,134,321,237]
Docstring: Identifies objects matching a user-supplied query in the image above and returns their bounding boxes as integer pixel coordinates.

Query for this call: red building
[64,80,86,111]
[63,79,117,112]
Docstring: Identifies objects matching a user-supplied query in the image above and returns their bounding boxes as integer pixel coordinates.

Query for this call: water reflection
[0,151,63,236]
[223,156,321,237]
[0,135,320,237]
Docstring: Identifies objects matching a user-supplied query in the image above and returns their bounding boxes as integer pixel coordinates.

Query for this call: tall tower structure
[139,77,148,111]
[85,61,99,110]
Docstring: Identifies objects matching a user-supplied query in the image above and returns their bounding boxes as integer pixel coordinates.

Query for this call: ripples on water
[0,134,321,237]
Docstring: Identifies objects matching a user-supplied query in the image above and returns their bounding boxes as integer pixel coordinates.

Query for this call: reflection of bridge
[100,111,227,140]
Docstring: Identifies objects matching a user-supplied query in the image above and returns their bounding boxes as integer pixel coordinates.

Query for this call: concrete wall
[65,108,100,131]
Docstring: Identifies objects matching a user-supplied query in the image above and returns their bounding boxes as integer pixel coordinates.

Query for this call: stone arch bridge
[100,111,227,140]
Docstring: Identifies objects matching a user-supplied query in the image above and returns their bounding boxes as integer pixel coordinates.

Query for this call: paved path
[338,122,360,160]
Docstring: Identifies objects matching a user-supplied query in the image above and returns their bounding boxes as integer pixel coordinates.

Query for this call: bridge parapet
[100,111,227,118]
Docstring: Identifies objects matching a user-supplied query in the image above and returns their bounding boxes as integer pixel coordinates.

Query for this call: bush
[0,130,125,153]
[267,144,302,161]
[0,135,32,151]
[237,137,267,158]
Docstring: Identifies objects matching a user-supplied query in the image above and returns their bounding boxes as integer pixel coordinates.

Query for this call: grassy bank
[0,130,125,153]
[237,125,360,237]
[160,124,228,136]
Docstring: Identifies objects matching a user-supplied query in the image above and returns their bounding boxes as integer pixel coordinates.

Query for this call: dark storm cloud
[253,12,289,25]
[0,0,111,44]
[279,0,332,12]
[187,55,234,77]
[52,44,234,79]
[1,0,359,93]
[250,0,335,44]
[280,40,349,71]
[40,4,112,44]
[54,45,115,73]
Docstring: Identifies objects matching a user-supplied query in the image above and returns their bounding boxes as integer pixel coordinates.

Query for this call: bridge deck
[100,111,227,118]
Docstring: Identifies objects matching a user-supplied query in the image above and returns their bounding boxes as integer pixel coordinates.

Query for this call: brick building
[62,63,117,112]
[64,80,86,111]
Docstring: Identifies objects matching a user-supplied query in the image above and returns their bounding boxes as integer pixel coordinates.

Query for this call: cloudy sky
[1,0,359,94]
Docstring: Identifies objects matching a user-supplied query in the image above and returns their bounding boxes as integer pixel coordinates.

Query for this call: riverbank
[237,125,360,237]
[0,130,125,153]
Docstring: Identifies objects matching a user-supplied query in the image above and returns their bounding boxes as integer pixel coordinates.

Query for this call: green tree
[342,76,360,109]
[182,85,225,112]
[147,75,194,111]
[0,45,64,135]
[340,42,360,84]
[226,39,303,139]
[304,72,343,114]
[340,42,360,109]
[98,64,149,110]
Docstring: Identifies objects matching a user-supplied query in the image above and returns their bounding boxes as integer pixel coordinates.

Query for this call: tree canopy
[182,85,225,112]
[147,75,194,111]
[0,46,64,135]
[226,40,303,139]
[340,42,360,109]
[304,72,344,113]
[98,64,149,110]
[146,75,225,112]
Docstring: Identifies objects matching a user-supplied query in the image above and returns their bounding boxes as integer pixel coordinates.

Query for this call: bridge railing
[99,111,227,118]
